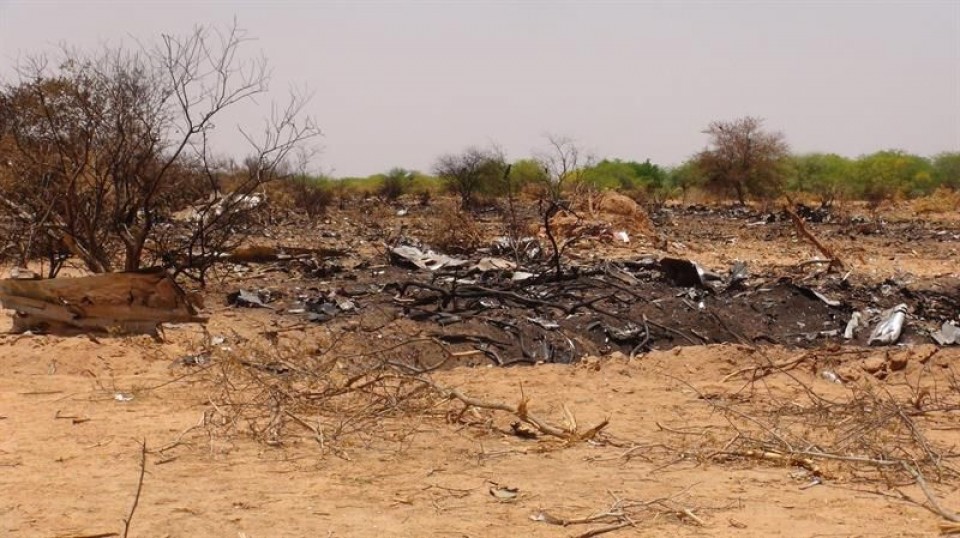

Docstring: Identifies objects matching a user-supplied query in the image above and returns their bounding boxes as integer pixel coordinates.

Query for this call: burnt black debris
[216,208,960,367]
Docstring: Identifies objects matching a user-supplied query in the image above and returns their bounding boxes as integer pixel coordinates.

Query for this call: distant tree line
[330,119,960,209]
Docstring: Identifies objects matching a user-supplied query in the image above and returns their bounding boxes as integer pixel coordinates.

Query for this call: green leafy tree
[787,153,853,205]
[666,162,705,203]
[509,158,549,189]
[579,158,671,206]
[852,150,933,204]
[378,167,415,202]
[932,152,960,190]
[582,159,637,190]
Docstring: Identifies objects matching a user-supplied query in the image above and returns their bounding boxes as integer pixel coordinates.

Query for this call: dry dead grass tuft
[424,206,485,254]
[912,188,960,215]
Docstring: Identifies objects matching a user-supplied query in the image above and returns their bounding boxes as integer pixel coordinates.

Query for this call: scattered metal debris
[868,304,908,346]
[791,283,843,308]
[491,236,542,261]
[659,257,711,288]
[489,484,520,502]
[390,245,468,271]
[177,353,211,367]
[844,312,863,340]
[728,261,749,288]
[932,322,960,346]
[227,289,272,309]
[471,257,516,273]
[820,370,842,384]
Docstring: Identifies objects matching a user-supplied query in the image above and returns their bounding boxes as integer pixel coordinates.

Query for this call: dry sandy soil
[2,198,959,537]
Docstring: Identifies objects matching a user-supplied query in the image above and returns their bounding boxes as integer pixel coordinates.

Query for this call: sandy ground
[2,200,959,537]
[2,320,958,537]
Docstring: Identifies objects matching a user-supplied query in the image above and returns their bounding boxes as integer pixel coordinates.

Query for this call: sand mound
[596,191,641,216]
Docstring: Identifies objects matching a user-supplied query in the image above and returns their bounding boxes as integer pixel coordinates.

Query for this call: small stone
[888,353,909,371]
[835,365,861,382]
[859,356,886,374]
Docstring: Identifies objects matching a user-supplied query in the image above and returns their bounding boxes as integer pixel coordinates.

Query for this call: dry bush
[199,336,441,455]
[912,187,960,215]
[354,201,398,245]
[546,190,653,245]
[268,177,334,218]
[662,352,960,519]
[424,206,485,254]
[180,333,609,458]
[520,180,550,201]
[417,189,432,207]
[0,24,319,275]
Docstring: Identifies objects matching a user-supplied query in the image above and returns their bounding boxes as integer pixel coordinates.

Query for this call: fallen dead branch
[720,350,820,383]
[661,363,960,528]
[530,486,706,537]
[416,377,609,443]
[900,461,960,524]
[192,334,610,457]
[785,206,845,271]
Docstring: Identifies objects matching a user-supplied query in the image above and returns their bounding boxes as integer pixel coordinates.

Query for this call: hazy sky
[2,1,958,177]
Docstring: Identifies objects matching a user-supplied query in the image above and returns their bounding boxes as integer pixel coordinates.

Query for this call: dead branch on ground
[190,333,610,456]
[416,377,609,443]
[662,362,960,527]
[121,439,147,538]
[530,486,707,537]
[785,206,845,271]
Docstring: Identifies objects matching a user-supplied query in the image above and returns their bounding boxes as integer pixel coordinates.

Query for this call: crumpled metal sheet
[868,303,908,346]
[390,245,468,271]
[932,321,960,345]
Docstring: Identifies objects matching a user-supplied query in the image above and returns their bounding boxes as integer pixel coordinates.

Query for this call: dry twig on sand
[530,487,706,537]
[196,334,609,458]
[121,439,147,538]
[417,377,609,443]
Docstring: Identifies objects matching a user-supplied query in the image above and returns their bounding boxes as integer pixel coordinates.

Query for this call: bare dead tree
[0,22,321,277]
[531,135,590,278]
[535,134,589,202]
[694,117,789,205]
[161,92,320,285]
[433,145,505,210]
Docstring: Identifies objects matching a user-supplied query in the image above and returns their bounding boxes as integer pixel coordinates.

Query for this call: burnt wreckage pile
[228,240,960,366]
[386,251,958,364]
